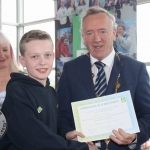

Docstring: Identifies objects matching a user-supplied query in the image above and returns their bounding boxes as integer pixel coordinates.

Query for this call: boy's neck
[28,74,47,87]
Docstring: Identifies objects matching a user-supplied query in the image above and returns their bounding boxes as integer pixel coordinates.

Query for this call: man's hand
[110,128,136,145]
[66,130,85,141]
[88,144,99,150]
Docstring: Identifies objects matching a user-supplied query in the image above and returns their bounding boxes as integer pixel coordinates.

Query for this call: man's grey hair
[80,7,117,33]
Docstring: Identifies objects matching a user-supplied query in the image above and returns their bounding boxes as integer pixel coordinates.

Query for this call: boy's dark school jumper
[0,73,88,150]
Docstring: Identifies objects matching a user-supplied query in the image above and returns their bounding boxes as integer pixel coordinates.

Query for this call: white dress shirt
[90,49,115,85]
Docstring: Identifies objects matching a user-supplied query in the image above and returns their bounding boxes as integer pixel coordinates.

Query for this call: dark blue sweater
[0,73,88,150]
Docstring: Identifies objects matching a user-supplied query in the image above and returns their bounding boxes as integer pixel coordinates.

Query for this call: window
[137,3,150,62]
[137,2,150,75]
[24,0,55,23]
[1,0,17,23]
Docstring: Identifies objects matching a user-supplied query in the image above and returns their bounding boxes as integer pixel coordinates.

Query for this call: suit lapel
[104,53,123,96]
[80,54,96,98]
[80,53,123,98]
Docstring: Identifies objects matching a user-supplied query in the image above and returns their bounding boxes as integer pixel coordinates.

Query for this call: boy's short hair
[19,30,53,56]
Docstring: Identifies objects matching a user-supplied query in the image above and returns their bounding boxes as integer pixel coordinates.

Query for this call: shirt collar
[90,48,115,68]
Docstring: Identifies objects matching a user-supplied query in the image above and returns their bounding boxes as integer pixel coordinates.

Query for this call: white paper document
[71,91,140,142]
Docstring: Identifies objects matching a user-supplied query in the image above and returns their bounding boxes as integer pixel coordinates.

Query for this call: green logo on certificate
[121,97,126,102]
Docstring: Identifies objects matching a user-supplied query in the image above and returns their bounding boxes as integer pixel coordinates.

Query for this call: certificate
[71,91,140,142]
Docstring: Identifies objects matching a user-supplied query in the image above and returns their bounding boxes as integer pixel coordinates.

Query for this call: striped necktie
[95,61,107,97]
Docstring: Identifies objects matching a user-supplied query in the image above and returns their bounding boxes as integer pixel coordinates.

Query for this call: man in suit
[57,7,150,150]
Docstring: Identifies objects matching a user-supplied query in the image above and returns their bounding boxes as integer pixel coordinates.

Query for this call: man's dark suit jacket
[57,52,150,150]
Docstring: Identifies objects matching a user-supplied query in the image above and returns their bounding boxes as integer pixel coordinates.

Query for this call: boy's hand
[66,130,85,141]
[66,130,95,145]
[87,141,95,146]
[110,128,136,145]
[88,144,99,150]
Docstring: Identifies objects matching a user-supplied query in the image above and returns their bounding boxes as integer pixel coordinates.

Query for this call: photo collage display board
[55,0,137,87]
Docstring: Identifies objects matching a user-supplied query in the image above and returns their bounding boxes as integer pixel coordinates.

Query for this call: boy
[0,30,98,150]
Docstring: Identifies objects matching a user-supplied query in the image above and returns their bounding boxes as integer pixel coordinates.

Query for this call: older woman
[0,31,19,109]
